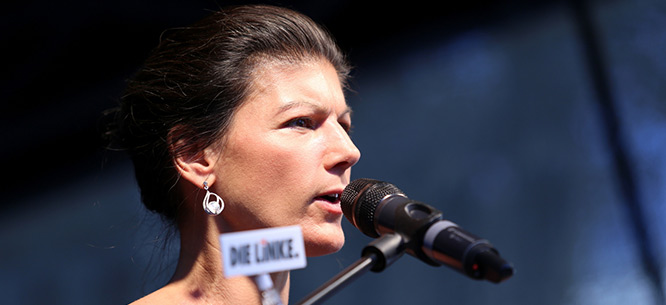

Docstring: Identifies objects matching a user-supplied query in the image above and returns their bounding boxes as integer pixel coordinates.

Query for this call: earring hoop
[203,181,224,216]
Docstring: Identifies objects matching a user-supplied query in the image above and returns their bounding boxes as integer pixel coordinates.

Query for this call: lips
[316,193,340,203]
[313,188,344,215]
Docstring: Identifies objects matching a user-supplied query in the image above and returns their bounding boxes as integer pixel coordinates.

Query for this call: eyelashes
[285,117,316,130]
[283,116,353,134]
[340,121,353,134]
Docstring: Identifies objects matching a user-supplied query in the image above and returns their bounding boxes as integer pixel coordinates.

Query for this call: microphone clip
[361,233,406,272]
[374,194,443,266]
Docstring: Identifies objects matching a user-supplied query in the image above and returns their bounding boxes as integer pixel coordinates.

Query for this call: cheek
[248,141,321,189]
[223,135,302,181]
[260,135,327,176]
[218,136,325,218]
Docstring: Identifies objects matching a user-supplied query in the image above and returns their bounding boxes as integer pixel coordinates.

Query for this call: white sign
[220,225,307,277]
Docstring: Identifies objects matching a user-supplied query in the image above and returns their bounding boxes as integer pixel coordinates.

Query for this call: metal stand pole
[295,234,405,305]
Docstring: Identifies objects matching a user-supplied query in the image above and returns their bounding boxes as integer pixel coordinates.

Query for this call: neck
[165,216,291,304]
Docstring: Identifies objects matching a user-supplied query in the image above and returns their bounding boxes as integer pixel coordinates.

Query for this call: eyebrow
[278,100,353,118]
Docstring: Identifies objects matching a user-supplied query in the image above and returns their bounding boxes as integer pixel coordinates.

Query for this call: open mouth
[317,193,340,203]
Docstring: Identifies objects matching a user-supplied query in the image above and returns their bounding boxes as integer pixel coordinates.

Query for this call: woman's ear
[169,126,219,189]
[174,147,218,189]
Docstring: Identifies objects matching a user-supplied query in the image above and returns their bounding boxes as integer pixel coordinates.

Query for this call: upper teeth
[324,194,339,201]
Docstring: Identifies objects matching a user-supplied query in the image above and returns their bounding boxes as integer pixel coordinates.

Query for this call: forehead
[243,58,346,109]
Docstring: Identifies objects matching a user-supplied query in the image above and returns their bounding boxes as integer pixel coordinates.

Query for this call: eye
[285,117,316,129]
[339,119,353,134]
[340,122,353,134]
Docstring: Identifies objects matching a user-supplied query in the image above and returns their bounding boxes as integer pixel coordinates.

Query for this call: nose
[324,122,361,173]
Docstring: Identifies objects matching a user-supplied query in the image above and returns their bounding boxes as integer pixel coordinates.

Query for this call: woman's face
[212,59,361,256]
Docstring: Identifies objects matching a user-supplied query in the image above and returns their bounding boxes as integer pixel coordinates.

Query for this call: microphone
[341,178,514,283]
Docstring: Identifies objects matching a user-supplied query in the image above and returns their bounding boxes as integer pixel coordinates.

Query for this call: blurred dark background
[2,0,665,304]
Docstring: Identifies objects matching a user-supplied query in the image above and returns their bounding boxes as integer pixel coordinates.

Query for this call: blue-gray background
[2,0,665,304]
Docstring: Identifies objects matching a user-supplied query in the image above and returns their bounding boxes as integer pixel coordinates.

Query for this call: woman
[111,4,361,304]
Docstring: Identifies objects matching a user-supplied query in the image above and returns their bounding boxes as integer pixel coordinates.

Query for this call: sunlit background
[2,0,665,304]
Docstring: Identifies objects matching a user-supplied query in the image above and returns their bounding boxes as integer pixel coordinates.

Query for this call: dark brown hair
[109,5,350,222]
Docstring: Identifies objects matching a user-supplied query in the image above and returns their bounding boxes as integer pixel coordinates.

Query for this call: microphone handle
[424,221,514,283]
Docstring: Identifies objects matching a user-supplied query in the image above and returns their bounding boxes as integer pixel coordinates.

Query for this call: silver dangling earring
[202,181,224,216]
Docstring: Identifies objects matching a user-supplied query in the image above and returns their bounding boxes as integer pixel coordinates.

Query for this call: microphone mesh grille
[341,178,404,238]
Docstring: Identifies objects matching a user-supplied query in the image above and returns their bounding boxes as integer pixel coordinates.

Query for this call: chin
[304,226,345,257]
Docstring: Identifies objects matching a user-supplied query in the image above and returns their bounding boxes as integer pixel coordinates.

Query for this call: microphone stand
[295,234,405,305]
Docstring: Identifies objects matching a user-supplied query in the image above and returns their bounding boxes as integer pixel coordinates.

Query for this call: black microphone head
[341,178,404,238]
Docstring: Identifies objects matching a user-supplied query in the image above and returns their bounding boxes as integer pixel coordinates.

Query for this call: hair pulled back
[111,5,350,222]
